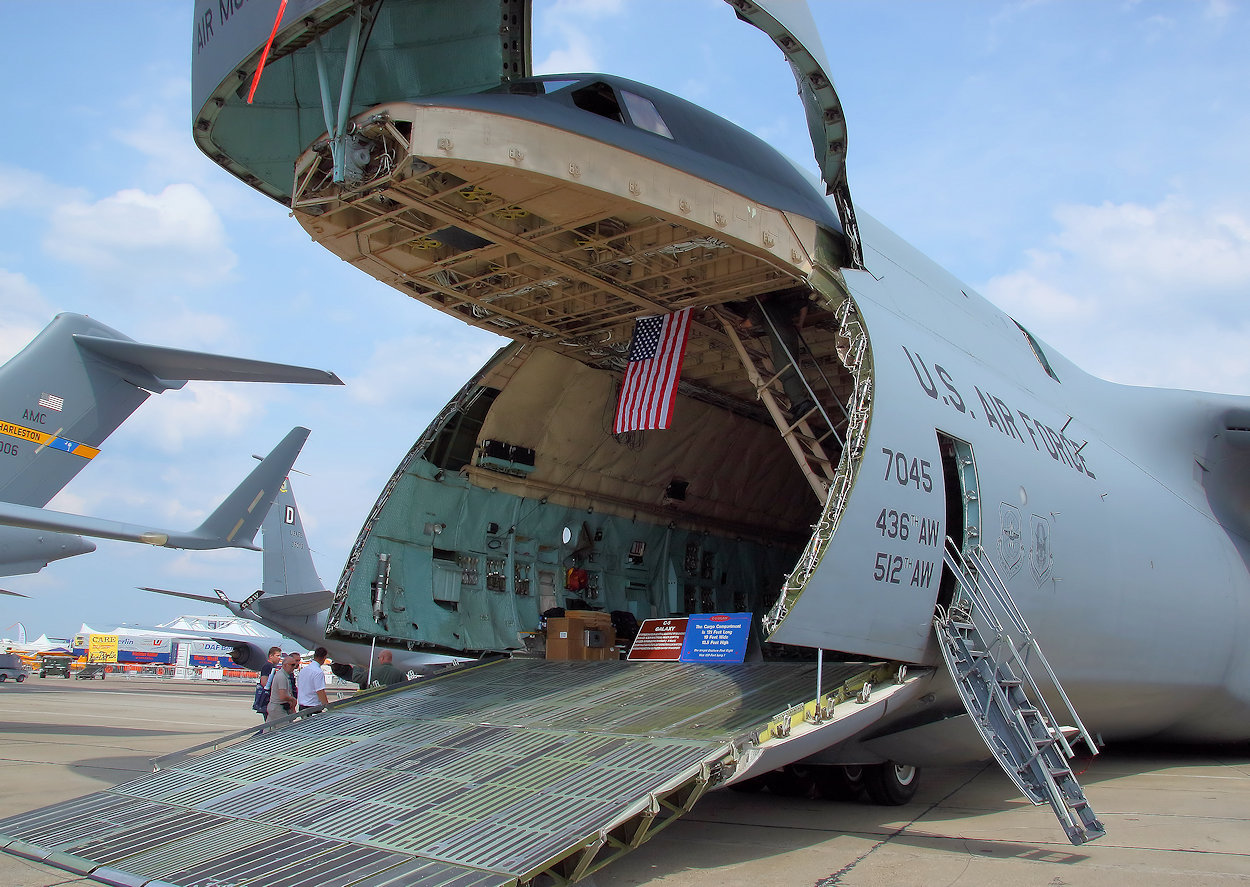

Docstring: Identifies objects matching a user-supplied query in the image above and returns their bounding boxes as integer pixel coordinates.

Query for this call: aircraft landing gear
[812,764,865,801]
[729,762,919,805]
[764,764,818,798]
[862,762,919,805]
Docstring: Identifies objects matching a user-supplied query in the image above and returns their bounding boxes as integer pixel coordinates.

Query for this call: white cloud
[134,308,239,354]
[983,196,1250,394]
[532,0,625,74]
[1049,198,1250,300]
[984,258,1095,324]
[0,269,53,358]
[123,382,266,453]
[348,332,499,412]
[0,163,86,212]
[113,101,214,188]
[43,183,236,286]
[1204,0,1234,21]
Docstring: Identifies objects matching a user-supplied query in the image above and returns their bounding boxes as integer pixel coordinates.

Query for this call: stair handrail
[966,546,1100,756]
[942,539,1074,761]
[944,538,1099,758]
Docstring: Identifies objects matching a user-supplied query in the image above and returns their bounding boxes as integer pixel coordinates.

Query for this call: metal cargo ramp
[0,658,916,887]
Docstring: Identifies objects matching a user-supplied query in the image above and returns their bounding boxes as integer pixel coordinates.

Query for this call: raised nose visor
[290,94,831,357]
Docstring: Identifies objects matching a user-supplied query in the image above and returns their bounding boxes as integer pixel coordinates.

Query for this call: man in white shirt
[296,646,330,711]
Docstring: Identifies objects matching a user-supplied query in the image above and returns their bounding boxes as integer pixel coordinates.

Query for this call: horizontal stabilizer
[256,589,333,617]
[0,427,310,552]
[137,586,232,607]
[74,335,343,386]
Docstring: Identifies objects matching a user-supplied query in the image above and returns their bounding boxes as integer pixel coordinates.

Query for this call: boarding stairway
[715,299,848,499]
[936,540,1105,845]
[0,658,927,887]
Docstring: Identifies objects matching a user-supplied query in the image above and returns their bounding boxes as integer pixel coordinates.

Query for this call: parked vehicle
[0,653,29,682]
[38,655,73,678]
[76,663,107,680]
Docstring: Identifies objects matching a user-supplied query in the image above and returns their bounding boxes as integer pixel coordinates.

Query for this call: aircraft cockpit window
[1013,320,1060,383]
[571,81,624,123]
[621,91,674,139]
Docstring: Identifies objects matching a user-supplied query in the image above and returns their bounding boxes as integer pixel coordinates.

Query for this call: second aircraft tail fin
[0,427,310,552]
[259,475,327,600]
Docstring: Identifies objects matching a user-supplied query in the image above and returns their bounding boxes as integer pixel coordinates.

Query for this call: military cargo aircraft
[1,2,1245,884]
[0,313,340,575]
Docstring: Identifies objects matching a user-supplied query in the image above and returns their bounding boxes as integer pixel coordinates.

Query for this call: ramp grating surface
[0,659,868,887]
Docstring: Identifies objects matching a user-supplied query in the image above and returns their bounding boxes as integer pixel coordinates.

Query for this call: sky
[1,0,1248,640]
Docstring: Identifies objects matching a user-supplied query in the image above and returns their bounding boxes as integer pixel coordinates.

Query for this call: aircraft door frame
[936,431,981,614]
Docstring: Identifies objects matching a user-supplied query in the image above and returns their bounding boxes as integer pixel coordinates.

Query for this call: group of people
[255,645,409,726]
[257,645,329,724]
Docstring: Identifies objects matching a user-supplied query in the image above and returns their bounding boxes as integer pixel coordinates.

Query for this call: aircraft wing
[0,427,309,551]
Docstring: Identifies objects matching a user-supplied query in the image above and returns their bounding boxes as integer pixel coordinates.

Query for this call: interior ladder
[714,305,842,499]
[935,539,1106,845]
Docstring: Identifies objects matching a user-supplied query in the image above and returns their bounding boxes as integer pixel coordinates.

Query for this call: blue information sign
[679,613,752,662]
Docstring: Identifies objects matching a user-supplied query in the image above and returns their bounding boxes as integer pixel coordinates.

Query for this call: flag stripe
[613,308,692,434]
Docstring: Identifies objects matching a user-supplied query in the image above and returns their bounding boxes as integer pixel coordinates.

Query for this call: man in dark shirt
[253,646,282,721]
[353,649,408,689]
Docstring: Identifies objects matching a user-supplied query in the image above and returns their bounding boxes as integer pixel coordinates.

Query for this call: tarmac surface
[0,678,1248,886]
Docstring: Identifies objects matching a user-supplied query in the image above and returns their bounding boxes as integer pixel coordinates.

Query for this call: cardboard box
[566,610,612,628]
[546,613,617,660]
[545,618,579,660]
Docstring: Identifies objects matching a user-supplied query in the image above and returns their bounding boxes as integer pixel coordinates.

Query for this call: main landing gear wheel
[813,765,866,801]
[764,764,818,798]
[863,762,920,805]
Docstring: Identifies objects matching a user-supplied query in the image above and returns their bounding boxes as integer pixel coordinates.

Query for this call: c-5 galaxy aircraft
[140,475,453,679]
[0,312,340,575]
[1,2,1245,884]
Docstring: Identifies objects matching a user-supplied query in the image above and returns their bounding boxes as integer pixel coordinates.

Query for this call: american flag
[613,308,692,434]
[38,393,64,412]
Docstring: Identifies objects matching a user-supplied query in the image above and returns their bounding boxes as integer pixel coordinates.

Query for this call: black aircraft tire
[0,674,7,682]
[16,674,24,682]
[863,762,920,805]
[765,765,817,798]
[813,765,866,801]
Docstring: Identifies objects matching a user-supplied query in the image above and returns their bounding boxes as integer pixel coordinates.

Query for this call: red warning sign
[626,618,689,660]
